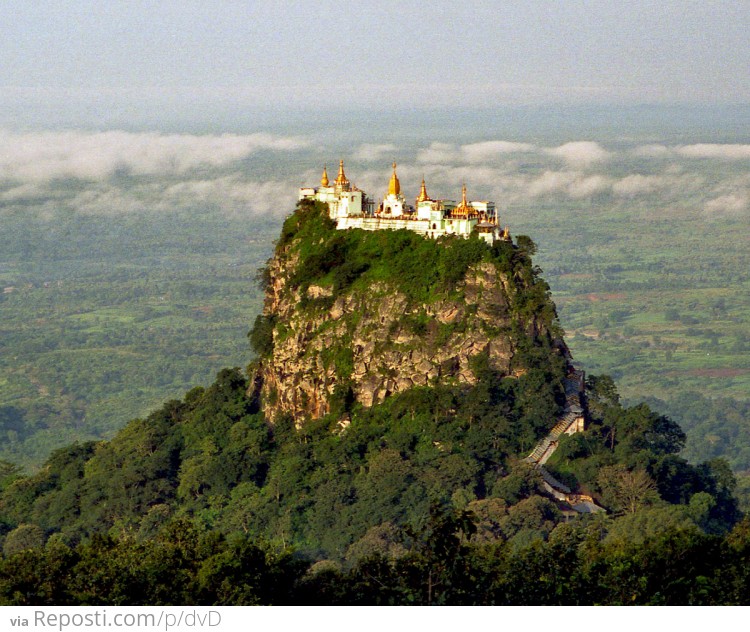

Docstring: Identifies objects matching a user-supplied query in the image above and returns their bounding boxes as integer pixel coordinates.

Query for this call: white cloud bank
[416,140,538,165]
[352,143,399,162]
[545,141,612,167]
[416,142,460,164]
[461,141,536,163]
[407,140,749,215]
[0,129,309,217]
[632,143,750,161]
[1,131,748,219]
[0,130,309,182]
[677,144,750,160]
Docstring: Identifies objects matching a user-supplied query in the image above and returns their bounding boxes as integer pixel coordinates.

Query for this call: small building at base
[299,161,511,245]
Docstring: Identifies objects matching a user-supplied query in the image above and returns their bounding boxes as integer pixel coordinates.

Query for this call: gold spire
[321,164,329,187]
[416,176,430,203]
[453,183,472,217]
[388,162,401,196]
[335,159,349,188]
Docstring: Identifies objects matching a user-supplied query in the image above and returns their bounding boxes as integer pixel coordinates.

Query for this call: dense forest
[0,201,744,604]
[0,364,744,605]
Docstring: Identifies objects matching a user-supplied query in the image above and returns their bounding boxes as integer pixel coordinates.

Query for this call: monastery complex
[299,161,511,245]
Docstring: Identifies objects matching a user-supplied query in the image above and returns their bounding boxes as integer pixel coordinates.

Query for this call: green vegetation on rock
[258,199,565,424]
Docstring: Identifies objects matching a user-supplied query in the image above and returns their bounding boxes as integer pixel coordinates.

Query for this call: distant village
[299,161,511,245]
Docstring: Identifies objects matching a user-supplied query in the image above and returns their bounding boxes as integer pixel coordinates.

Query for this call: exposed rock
[307,284,333,299]
[254,225,564,426]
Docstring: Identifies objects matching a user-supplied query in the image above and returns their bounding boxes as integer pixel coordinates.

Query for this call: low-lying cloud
[544,141,612,167]
[414,139,612,168]
[677,144,750,160]
[404,139,747,216]
[0,130,309,183]
[352,143,399,162]
[416,142,459,164]
[1,130,748,221]
[461,141,536,163]
[632,143,750,161]
[0,129,309,217]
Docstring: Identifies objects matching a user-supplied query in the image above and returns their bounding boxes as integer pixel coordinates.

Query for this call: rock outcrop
[251,201,566,425]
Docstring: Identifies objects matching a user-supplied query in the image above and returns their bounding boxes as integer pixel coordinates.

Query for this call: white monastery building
[299,161,511,245]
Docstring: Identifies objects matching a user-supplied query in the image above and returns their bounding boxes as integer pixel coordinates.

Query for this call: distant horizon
[4,102,750,142]
[3,1,750,128]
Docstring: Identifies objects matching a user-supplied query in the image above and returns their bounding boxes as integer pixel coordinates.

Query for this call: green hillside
[0,200,743,605]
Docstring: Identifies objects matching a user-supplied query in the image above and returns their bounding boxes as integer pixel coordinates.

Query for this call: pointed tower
[452,183,470,217]
[388,162,401,196]
[334,159,350,192]
[381,162,406,217]
[416,177,430,204]
[299,159,363,221]
[415,176,435,220]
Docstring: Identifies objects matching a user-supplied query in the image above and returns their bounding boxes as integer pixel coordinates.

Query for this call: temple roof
[335,159,349,188]
[388,162,401,196]
[416,177,430,203]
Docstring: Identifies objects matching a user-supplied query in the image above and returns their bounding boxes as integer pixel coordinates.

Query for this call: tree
[0,460,22,492]
[400,505,477,605]
[3,523,46,556]
[515,235,537,256]
[345,522,407,564]
[598,465,659,514]
[248,314,275,358]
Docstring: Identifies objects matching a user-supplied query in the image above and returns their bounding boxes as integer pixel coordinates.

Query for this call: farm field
[523,204,749,402]
[0,210,275,468]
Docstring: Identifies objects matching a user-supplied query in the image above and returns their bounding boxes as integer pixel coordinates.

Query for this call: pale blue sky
[1,0,749,124]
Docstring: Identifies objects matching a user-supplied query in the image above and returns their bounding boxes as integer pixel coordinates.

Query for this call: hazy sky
[2,0,750,125]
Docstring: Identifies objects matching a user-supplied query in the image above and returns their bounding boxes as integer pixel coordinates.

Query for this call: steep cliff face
[251,200,566,425]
